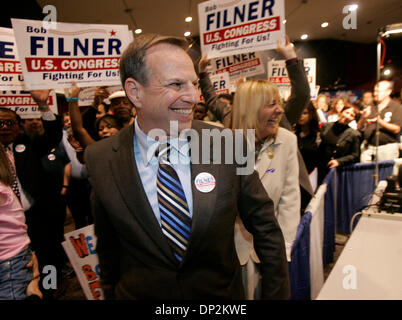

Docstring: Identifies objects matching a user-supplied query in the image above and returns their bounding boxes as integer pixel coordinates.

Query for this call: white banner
[62,224,104,300]
[11,19,132,90]
[210,51,265,80]
[0,90,57,118]
[78,85,123,106]
[0,27,25,89]
[198,0,285,59]
[267,58,316,100]
[200,72,230,101]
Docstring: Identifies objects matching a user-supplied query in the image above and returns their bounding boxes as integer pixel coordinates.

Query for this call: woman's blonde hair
[0,144,13,186]
[231,80,282,142]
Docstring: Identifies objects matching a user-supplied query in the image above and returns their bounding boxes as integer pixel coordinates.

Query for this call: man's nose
[185,83,200,105]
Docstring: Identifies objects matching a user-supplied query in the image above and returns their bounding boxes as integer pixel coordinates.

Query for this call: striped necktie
[156,144,191,262]
[5,146,21,201]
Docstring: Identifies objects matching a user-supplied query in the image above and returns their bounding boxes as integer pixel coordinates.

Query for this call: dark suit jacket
[85,120,290,300]
[199,60,313,196]
[13,116,63,202]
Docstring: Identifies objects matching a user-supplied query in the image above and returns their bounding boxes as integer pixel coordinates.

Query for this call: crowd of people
[0,32,401,300]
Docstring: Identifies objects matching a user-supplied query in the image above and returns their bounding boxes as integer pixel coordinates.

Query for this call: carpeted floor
[53,210,346,300]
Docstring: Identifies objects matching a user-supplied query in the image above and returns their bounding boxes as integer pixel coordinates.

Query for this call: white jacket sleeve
[277,133,301,261]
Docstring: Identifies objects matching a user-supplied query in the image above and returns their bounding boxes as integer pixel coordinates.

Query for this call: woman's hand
[198,53,211,73]
[25,253,43,299]
[276,35,297,60]
[328,159,340,168]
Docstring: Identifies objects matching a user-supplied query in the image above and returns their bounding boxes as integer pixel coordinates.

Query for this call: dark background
[2,0,401,96]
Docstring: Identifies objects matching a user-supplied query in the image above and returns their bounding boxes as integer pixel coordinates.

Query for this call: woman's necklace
[256,136,276,160]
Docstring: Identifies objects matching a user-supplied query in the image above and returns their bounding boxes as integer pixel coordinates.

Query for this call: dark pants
[25,195,67,300]
[66,178,92,229]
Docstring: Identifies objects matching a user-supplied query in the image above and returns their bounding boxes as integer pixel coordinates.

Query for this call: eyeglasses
[0,119,17,128]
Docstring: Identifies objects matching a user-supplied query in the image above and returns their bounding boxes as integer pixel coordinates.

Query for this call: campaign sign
[62,224,104,300]
[198,0,285,58]
[200,72,230,101]
[268,58,316,99]
[0,90,58,118]
[210,51,265,80]
[11,19,132,90]
[78,85,123,107]
[0,27,25,89]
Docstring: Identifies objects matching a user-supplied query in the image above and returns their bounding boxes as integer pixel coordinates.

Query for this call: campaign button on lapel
[15,144,26,153]
[194,172,216,193]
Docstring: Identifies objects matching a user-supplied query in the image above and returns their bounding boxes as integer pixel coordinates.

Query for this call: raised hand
[198,53,211,74]
[276,35,297,60]
[30,89,51,108]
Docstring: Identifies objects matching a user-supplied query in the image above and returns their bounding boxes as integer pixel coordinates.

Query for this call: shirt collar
[134,118,190,165]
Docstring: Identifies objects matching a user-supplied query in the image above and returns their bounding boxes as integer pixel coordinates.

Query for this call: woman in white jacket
[232,80,300,299]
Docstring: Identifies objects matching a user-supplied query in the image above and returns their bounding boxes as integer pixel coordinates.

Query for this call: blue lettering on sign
[206,0,275,31]
[0,41,15,59]
[30,37,122,56]
[266,168,275,173]
[85,235,97,255]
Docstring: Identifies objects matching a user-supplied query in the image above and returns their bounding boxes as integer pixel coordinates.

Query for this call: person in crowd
[360,90,374,110]
[61,113,92,229]
[294,102,320,174]
[68,83,122,151]
[317,104,361,184]
[0,144,42,300]
[0,90,63,300]
[96,103,108,119]
[359,81,402,162]
[314,94,329,125]
[360,91,374,110]
[39,120,71,277]
[95,115,121,139]
[84,33,289,300]
[107,90,135,127]
[198,35,313,222]
[19,116,70,276]
[327,96,347,122]
[231,79,301,299]
[193,102,208,120]
[82,86,110,141]
[217,93,233,109]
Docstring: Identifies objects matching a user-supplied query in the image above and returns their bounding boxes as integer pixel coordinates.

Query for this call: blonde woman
[232,80,300,299]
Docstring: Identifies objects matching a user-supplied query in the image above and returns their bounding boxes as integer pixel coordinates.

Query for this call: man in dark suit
[85,34,289,300]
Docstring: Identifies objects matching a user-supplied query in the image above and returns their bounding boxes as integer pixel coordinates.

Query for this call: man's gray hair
[119,33,189,87]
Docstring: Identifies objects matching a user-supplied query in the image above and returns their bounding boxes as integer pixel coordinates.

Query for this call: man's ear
[125,78,143,109]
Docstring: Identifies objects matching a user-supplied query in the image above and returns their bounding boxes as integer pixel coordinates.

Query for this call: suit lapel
[108,125,176,264]
[182,121,219,261]
[256,135,283,180]
[256,150,272,179]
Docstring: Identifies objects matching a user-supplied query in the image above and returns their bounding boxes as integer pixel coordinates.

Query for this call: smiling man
[84,34,289,300]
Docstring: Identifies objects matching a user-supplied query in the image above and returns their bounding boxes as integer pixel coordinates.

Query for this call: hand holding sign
[30,89,50,109]
[276,35,296,60]
[93,86,109,107]
[67,81,81,98]
[198,53,211,74]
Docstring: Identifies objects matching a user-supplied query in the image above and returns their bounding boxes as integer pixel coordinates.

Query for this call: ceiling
[33,0,402,44]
